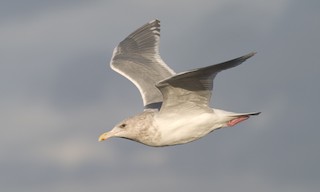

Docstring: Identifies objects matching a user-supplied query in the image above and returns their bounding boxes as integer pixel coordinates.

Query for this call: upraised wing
[110,20,175,109]
[156,52,256,113]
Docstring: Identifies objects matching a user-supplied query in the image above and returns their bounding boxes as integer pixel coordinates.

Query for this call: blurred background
[1,0,319,191]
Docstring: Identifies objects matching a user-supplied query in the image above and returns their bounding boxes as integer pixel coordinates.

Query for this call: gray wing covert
[110,20,175,109]
[156,52,255,113]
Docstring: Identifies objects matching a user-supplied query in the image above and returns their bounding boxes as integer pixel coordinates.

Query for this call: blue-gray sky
[1,0,319,191]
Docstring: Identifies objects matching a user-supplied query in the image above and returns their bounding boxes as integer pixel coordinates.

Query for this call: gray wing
[156,52,255,113]
[110,20,175,109]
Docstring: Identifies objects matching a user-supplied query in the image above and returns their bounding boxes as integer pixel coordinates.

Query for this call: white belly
[154,112,222,146]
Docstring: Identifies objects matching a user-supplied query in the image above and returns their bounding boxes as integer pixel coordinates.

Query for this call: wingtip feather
[149,19,160,24]
[243,52,256,60]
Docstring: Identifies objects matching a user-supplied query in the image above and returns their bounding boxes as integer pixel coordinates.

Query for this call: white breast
[154,112,222,146]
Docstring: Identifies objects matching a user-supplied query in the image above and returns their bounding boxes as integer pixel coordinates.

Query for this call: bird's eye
[119,123,126,128]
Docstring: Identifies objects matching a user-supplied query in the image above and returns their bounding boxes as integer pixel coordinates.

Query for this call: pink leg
[227,116,249,126]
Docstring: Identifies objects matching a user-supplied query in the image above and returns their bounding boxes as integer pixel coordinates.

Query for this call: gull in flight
[99,20,260,147]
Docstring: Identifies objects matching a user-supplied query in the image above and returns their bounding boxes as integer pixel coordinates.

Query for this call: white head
[99,118,138,142]
[98,111,157,144]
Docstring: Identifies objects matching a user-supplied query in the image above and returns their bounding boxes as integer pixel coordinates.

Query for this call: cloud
[1,0,320,191]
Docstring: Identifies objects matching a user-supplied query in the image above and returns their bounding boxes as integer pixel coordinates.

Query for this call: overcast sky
[1,0,319,191]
